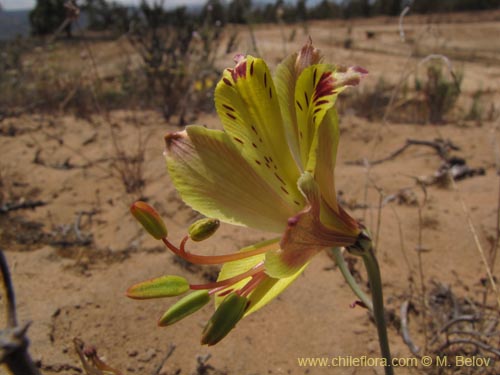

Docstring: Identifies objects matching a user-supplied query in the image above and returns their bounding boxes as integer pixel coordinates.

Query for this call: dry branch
[0,250,42,375]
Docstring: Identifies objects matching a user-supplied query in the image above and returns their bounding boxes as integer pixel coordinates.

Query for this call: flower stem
[360,246,393,375]
[332,237,393,375]
[330,247,373,311]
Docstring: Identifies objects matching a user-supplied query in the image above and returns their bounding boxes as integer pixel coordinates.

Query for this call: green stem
[331,246,393,374]
[361,247,393,375]
[330,247,373,311]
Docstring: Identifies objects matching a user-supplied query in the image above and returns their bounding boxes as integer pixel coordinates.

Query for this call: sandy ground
[1,11,500,375]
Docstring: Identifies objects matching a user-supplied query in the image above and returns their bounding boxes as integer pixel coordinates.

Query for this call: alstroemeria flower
[129,41,367,345]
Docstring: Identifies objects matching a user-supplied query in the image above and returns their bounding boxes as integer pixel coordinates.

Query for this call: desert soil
[1,10,500,375]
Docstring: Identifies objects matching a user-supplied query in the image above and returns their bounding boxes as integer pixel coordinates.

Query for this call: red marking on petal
[232,60,247,81]
[223,104,235,111]
[353,66,369,75]
[250,60,254,75]
[315,99,329,105]
[223,78,232,86]
[233,137,244,144]
[313,71,334,102]
[226,112,237,120]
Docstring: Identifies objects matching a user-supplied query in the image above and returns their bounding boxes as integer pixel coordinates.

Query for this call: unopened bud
[130,201,168,240]
[188,218,220,242]
[126,275,189,299]
[158,290,210,326]
[201,293,248,346]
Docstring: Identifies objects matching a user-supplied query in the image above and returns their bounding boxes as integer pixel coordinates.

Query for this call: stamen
[190,262,265,291]
[163,238,278,265]
[239,272,267,297]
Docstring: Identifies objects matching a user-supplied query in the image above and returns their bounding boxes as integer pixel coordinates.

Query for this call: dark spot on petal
[233,137,244,144]
[313,108,321,114]
[251,125,258,135]
[226,112,237,120]
[223,104,235,111]
[316,99,329,106]
[250,60,254,75]
[274,172,285,184]
[223,78,232,86]
[269,87,272,99]
[264,72,267,88]
[252,142,257,148]
[255,160,262,165]
[304,92,309,107]
[294,200,301,206]
[281,186,289,194]
[296,100,303,111]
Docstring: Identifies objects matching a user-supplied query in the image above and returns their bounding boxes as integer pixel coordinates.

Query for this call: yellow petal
[215,56,305,209]
[165,127,297,233]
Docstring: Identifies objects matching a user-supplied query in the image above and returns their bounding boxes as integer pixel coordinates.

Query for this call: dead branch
[0,250,42,375]
[151,345,176,375]
[440,314,480,333]
[0,200,46,214]
[347,138,460,166]
[400,300,420,356]
[437,338,500,358]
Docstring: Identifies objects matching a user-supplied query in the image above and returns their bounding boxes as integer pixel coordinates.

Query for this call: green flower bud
[201,293,248,346]
[188,218,220,242]
[126,275,189,299]
[130,201,168,240]
[158,290,210,327]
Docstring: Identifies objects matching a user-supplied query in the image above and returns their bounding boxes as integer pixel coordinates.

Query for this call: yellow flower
[128,40,367,345]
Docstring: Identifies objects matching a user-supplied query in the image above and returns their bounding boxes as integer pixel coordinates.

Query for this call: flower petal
[295,64,339,170]
[165,126,297,232]
[215,56,305,209]
[244,265,308,316]
[308,109,340,212]
[214,238,308,316]
[265,173,359,278]
[274,40,322,169]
